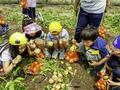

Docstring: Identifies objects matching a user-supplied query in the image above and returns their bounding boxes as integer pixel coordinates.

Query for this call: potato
[47,41,53,47]
[34,48,41,55]
[53,71,57,75]
[68,66,72,71]
[49,78,54,84]
[53,84,57,88]
[61,83,65,89]
[55,84,61,90]
[29,43,36,50]
[58,77,63,83]
[60,61,64,64]
[34,38,45,48]
[58,73,63,78]
[52,75,58,81]
[51,88,55,90]
[64,70,69,75]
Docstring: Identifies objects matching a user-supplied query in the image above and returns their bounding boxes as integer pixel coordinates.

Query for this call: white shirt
[81,0,106,13]
[0,49,12,62]
[27,0,36,7]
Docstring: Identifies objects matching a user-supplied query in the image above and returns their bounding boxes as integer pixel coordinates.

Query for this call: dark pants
[74,8,103,43]
[22,7,36,19]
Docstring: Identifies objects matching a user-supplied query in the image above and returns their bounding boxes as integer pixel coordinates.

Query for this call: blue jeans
[74,8,103,43]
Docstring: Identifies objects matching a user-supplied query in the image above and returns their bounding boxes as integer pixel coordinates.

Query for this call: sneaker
[59,49,65,60]
[52,49,59,59]
[44,48,51,58]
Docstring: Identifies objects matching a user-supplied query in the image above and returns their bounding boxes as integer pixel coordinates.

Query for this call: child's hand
[71,39,79,46]
[72,39,76,44]
[107,79,116,86]
[12,55,22,64]
[106,44,113,55]
[88,61,98,66]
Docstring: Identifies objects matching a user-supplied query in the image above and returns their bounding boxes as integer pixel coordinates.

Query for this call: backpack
[85,48,101,62]
[0,24,9,35]
[0,41,9,55]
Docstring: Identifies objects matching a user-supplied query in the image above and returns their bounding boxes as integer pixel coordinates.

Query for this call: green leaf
[9,84,14,90]
[5,81,13,88]
[15,77,24,81]
[13,67,21,76]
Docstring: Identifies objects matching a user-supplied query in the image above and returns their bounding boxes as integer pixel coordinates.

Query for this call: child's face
[51,31,59,36]
[112,46,120,57]
[29,33,36,36]
[83,40,94,47]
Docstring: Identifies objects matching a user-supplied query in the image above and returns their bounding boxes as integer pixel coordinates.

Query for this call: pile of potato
[98,25,106,39]
[48,66,73,90]
[27,39,45,58]
[49,72,65,90]
[95,75,109,90]
[25,61,43,75]
[65,51,79,63]
[65,45,79,63]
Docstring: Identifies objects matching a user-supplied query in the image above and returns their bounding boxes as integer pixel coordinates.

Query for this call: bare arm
[88,55,111,66]
[3,61,15,75]
[74,0,80,15]
[108,79,120,86]
[3,55,22,74]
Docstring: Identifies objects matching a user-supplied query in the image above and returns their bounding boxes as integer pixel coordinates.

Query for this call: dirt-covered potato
[34,38,45,49]
[34,48,41,55]
[47,41,53,47]
[28,40,36,50]
[49,78,54,84]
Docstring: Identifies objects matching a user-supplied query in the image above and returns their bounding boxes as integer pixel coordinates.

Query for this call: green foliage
[103,14,120,34]
[2,6,23,30]
[5,77,27,90]
[37,6,76,30]
[0,77,27,90]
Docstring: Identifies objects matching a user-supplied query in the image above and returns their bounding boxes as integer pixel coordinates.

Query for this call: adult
[74,0,110,43]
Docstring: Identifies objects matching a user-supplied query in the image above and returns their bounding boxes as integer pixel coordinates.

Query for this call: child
[46,21,69,59]
[0,32,27,75]
[73,25,110,75]
[106,35,120,90]
[23,22,45,40]
[23,22,46,56]
[20,0,36,19]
